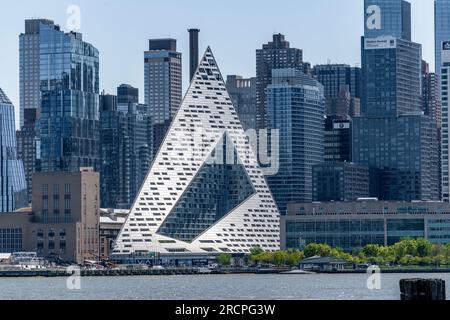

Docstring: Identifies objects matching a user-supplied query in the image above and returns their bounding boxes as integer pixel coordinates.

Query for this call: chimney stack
[188,29,200,81]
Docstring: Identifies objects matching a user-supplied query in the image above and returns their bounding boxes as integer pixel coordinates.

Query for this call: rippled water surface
[0,273,449,300]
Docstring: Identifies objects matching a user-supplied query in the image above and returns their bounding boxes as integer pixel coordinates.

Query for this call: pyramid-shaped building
[112,48,280,259]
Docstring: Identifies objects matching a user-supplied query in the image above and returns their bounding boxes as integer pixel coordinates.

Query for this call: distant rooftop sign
[365,36,397,50]
[443,41,450,51]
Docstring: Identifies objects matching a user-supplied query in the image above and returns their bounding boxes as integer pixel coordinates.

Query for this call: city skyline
[0,0,436,128]
[4,2,450,304]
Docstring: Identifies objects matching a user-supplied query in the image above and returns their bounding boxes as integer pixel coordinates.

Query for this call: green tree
[392,239,417,261]
[416,238,432,258]
[431,244,444,257]
[286,250,304,266]
[362,244,382,258]
[250,246,264,258]
[303,243,333,258]
[272,251,289,266]
[217,253,232,266]
[432,255,446,267]
[251,251,274,265]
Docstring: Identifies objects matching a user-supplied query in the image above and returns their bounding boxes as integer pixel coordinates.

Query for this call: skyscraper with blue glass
[435,0,450,74]
[354,0,441,201]
[19,19,100,174]
[99,86,153,209]
[266,69,325,214]
[0,88,27,212]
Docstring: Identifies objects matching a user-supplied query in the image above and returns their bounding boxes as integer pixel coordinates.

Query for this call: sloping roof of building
[0,87,12,105]
[300,256,347,265]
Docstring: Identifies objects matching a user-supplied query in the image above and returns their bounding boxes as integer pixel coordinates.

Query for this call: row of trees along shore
[216,239,450,268]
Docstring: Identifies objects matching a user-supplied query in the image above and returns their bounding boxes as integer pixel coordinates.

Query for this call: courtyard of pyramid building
[112,48,280,260]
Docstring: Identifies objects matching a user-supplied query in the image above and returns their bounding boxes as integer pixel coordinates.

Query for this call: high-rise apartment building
[266,68,325,214]
[313,64,361,118]
[226,75,257,131]
[256,34,303,130]
[440,41,450,201]
[435,0,450,74]
[99,88,153,209]
[362,36,422,117]
[16,109,37,202]
[144,39,182,125]
[19,19,100,175]
[0,88,27,212]
[353,115,440,200]
[117,84,139,105]
[422,61,443,201]
[312,162,370,202]
[99,94,121,208]
[324,117,352,163]
[144,39,182,155]
[422,61,442,128]
[355,1,441,201]
[19,19,54,127]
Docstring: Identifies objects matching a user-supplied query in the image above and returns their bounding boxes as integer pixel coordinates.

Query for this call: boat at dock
[279,269,316,275]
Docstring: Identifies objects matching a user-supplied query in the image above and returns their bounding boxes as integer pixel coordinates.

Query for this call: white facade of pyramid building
[112,48,280,257]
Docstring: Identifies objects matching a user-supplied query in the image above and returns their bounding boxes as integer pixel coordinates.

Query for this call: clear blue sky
[0,0,435,127]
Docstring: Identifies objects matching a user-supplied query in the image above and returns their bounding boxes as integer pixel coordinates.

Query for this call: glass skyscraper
[353,115,440,201]
[435,0,450,74]
[39,24,100,173]
[99,87,153,209]
[313,64,361,118]
[364,0,411,41]
[312,162,370,202]
[361,37,422,117]
[0,88,27,212]
[355,1,441,201]
[19,19,100,175]
[266,68,325,214]
[16,109,37,202]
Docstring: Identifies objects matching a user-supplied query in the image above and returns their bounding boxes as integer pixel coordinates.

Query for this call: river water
[0,273,448,300]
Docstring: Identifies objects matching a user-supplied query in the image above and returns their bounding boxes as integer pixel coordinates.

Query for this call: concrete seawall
[0,268,202,278]
[2,267,450,277]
